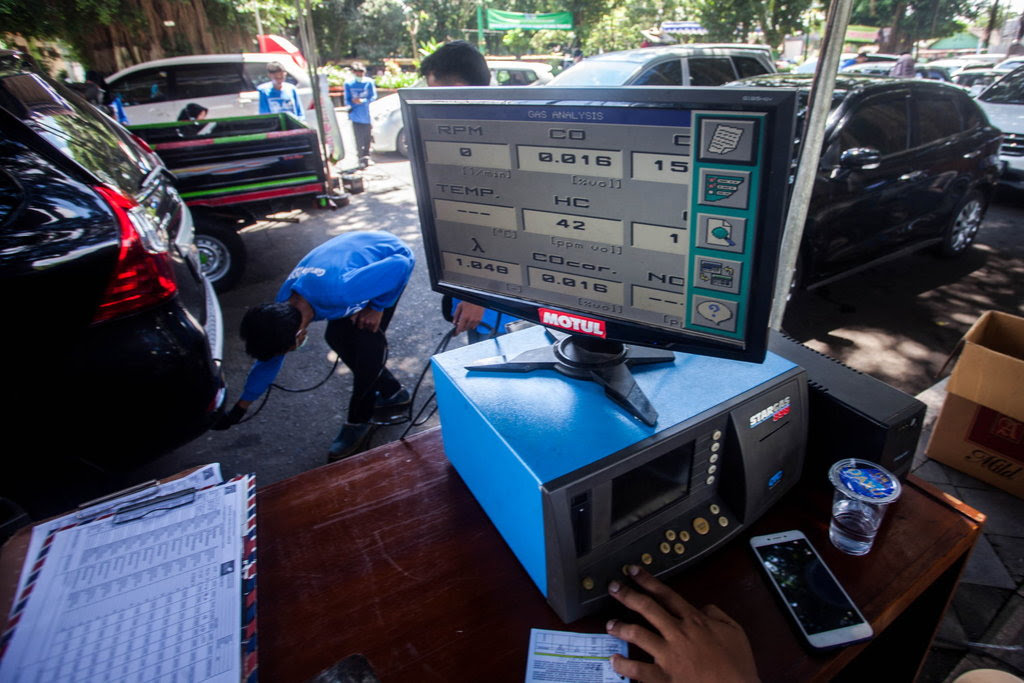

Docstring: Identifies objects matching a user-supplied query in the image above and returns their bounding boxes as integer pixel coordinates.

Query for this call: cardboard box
[926,311,1024,498]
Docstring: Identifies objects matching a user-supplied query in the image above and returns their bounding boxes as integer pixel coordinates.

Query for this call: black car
[0,51,225,513]
[729,74,1002,289]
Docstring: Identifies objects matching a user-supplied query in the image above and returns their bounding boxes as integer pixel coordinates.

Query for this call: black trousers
[353,122,372,161]
[324,303,401,424]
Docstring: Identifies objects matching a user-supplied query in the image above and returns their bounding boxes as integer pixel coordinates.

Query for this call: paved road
[128,154,1024,491]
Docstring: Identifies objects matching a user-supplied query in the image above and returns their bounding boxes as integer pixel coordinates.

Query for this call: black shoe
[372,388,411,425]
[328,422,373,462]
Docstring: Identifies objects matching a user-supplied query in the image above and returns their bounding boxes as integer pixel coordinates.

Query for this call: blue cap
[829,459,901,503]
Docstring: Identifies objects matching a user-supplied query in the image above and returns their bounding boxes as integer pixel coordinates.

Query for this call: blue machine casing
[432,326,806,621]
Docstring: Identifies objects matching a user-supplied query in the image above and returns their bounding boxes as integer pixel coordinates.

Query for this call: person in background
[258,61,305,120]
[177,103,208,121]
[890,51,916,77]
[605,565,759,682]
[840,52,870,70]
[345,62,377,169]
[419,41,518,342]
[213,231,414,462]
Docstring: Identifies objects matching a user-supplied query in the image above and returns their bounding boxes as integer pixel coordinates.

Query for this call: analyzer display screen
[402,87,796,361]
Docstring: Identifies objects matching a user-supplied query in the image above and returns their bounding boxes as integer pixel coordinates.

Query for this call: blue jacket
[240,231,414,402]
[344,78,376,125]
[258,81,305,120]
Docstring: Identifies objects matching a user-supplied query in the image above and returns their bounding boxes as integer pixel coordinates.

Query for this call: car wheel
[194,221,247,291]
[939,191,985,257]
[397,128,408,158]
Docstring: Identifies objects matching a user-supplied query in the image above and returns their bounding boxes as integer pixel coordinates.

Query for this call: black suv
[729,74,1002,289]
[0,51,225,512]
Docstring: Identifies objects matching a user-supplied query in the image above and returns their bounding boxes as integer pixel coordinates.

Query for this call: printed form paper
[11,463,224,604]
[525,628,627,683]
[0,476,245,683]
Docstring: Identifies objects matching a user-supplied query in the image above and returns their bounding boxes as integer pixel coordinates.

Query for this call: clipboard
[0,465,257,682]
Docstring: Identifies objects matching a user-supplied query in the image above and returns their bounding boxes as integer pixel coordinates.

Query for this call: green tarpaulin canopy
[485,9,573,30]
[928,32,981,50]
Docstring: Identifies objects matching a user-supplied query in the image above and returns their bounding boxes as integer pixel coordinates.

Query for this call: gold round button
[707,475,716,485]
[718,516,729,527]
[711,442,721,452]
[641,553,653,565]
[679,531,691,542]
[582,577,595,591]
[693,517,711,535]
[665,529,677,541]
[710,453,719,464]
[659,541,671,554]
[713,429,722,440]
[622,564,631,576]
[674,542,685,554]
[709,503,720,514]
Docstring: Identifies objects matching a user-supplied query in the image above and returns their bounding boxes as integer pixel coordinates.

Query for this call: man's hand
[605,565,758,683]
[352,307,383,333]
[211,403,247,431]
[452,302,485,335]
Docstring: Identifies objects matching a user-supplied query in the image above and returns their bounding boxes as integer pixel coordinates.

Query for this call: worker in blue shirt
[345,62,376,168]
[213,231,414,461]
[258,61,305,120]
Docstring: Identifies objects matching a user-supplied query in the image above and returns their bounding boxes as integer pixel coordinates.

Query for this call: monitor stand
[465,330,674,426]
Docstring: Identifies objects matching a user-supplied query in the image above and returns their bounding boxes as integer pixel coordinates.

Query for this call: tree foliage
[851,0,977,50]
[693,0,812,47]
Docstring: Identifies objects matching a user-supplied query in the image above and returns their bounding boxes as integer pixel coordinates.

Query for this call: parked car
[975,66,1024,190]
[488,60,553,86]
[106,53,313,124]
[994,56,1024,73]
[0,51,225,495]
[371,61,552,156]
[841,61,951,80]
[727,73,1002,290]
[546,44,775,87]
[796,52,898,74]
[952,68,1003,95]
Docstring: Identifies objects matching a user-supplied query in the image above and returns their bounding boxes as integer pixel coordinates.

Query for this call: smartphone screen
[751,532,872,648]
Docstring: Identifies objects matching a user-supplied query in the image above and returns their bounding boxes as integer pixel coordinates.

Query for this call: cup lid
[829,459,901,503]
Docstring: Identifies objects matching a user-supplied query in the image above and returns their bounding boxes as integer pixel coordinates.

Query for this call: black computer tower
[769,331,925,479]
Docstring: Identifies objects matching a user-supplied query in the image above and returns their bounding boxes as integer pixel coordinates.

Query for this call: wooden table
[256,427,984,682]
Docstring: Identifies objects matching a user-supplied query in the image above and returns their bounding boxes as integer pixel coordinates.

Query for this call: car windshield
[979,69,1024,104]
[550,58,642,85]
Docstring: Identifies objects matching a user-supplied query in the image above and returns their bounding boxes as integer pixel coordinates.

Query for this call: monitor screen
[401,86,796,362]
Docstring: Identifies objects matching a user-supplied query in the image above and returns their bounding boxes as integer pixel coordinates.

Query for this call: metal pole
[768,0,856,329]
[295,0,336,195]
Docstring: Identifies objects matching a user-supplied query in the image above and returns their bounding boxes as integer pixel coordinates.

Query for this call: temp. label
[442,252,522,285]
[517,145,623,178]
[631,152,692,185]
[435,199,516,230]
[528,267,624,304]
[425,141,511,169]
[523,209,623,245]
[632,222,688,255]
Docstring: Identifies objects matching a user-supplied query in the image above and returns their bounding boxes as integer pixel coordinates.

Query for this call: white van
[105,53,312,124]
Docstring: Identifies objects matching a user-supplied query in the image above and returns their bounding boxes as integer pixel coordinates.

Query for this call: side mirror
[839,147,881,170]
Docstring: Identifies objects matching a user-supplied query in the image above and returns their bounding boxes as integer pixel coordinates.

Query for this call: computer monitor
[401,86,796,423]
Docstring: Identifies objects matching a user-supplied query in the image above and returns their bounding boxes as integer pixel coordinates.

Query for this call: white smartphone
[750,530,873,649]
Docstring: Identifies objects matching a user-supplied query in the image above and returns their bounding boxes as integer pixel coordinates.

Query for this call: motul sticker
[538,308,607,338]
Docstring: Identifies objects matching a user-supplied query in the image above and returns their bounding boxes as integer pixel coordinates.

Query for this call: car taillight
[92,184,177,323]
[128,132,156,155]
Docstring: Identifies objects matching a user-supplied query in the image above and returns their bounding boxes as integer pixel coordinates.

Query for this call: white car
[371,61,552,156]
[106,53,313,124]
[975,66,1024,190]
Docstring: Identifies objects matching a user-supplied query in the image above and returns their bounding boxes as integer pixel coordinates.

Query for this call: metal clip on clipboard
[112,488,196,524]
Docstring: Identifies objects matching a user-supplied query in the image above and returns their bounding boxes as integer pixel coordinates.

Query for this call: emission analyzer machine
[403,87,804,621]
